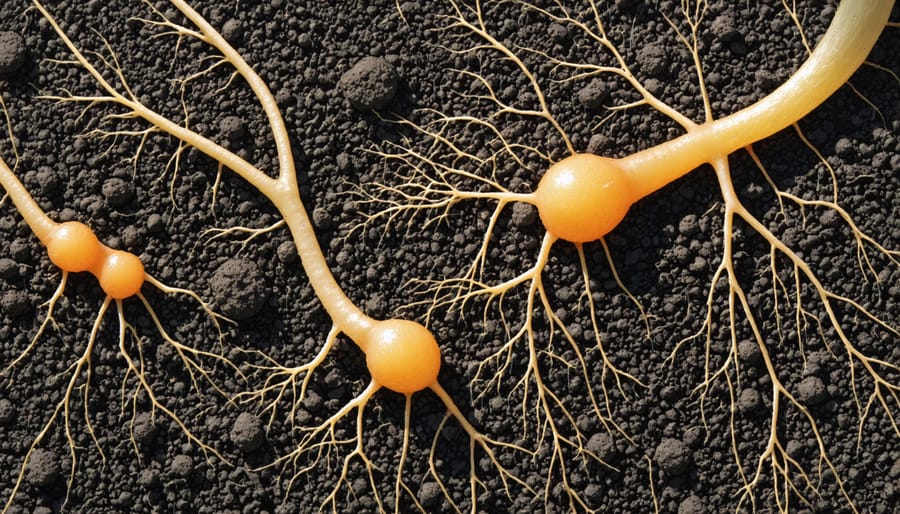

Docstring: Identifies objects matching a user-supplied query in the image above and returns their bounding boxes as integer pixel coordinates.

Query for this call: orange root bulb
[98,250,145,299]
[46,221,103,272]
[363,319,441,394]
[534,154,635,243]
[45,220,145,299]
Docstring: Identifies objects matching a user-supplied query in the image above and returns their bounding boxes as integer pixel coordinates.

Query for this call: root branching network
[0,1,897,513]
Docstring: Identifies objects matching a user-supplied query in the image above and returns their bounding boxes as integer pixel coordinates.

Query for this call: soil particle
[221,19,243,45]
[803,351,829,377]
[131,412,158,444]
[229,412,265,453]
[8,238,31,262]
[711,14,741,43]
[0,257,19,280]
[636,44,670,77]
[210,257,269,321]
[737,340,762,366]
[338,56,399,110]
[587,133,610,154]
[170,454,194,478]
[796,376,828,406]
[102,177,136,207]
[682,426,704,449]
[736,387,762,413]
[0,398,14,424]
[890,459,900,479]
[137,468,160,488]
[364,293,386,317]
[0,31,26,75]
[671,244,690,264]
[276,240,298,264]
[659,384,680,402]
[219,115,247,142]
[510,202,537,228]
[417,481,441,509]
[584,483,602,502]
[678,214,699,237]
[576,79,609,110]
[890,154,900,173]
[835,137,857,160]
[655,438,693,476]
[25,449,61,487]
[33,166,60,194]
[303,390,323,412]
[311,205,332,230]
[754,69,777,90]
[121,225,143,249]
[146,213,165,233]
[0,289,31,317]
[678,494,705,514]
[274,502,299,514]
[587,432,619,463]
[548,23,568,43]
[710,14,747,54]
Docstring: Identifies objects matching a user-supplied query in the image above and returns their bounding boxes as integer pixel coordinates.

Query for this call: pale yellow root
[28,4,534,511]
[264,381,383,512]
[429,382,536,514]
[360,0,897,511]
[235,325,340,430]
[199,220,286,253]
[1,298,108,514]
[0,271,241,513]
[115,300,229,466]
[667,154,899,513]
[2,274,67,376]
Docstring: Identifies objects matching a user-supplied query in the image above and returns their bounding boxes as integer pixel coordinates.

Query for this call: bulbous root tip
[98,250,145,300]
[534,153,635,243]
[47,221,104,272]
[363,319,441,394]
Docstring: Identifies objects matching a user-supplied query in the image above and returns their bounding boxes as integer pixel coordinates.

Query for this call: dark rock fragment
[576,79,609,110]
[219,115,247,142]
[170,454,193,477]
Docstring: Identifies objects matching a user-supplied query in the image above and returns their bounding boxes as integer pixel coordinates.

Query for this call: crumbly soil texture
[0,1,898,513]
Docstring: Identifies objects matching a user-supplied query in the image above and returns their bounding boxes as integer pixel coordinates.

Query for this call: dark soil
[1,1,898,513]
